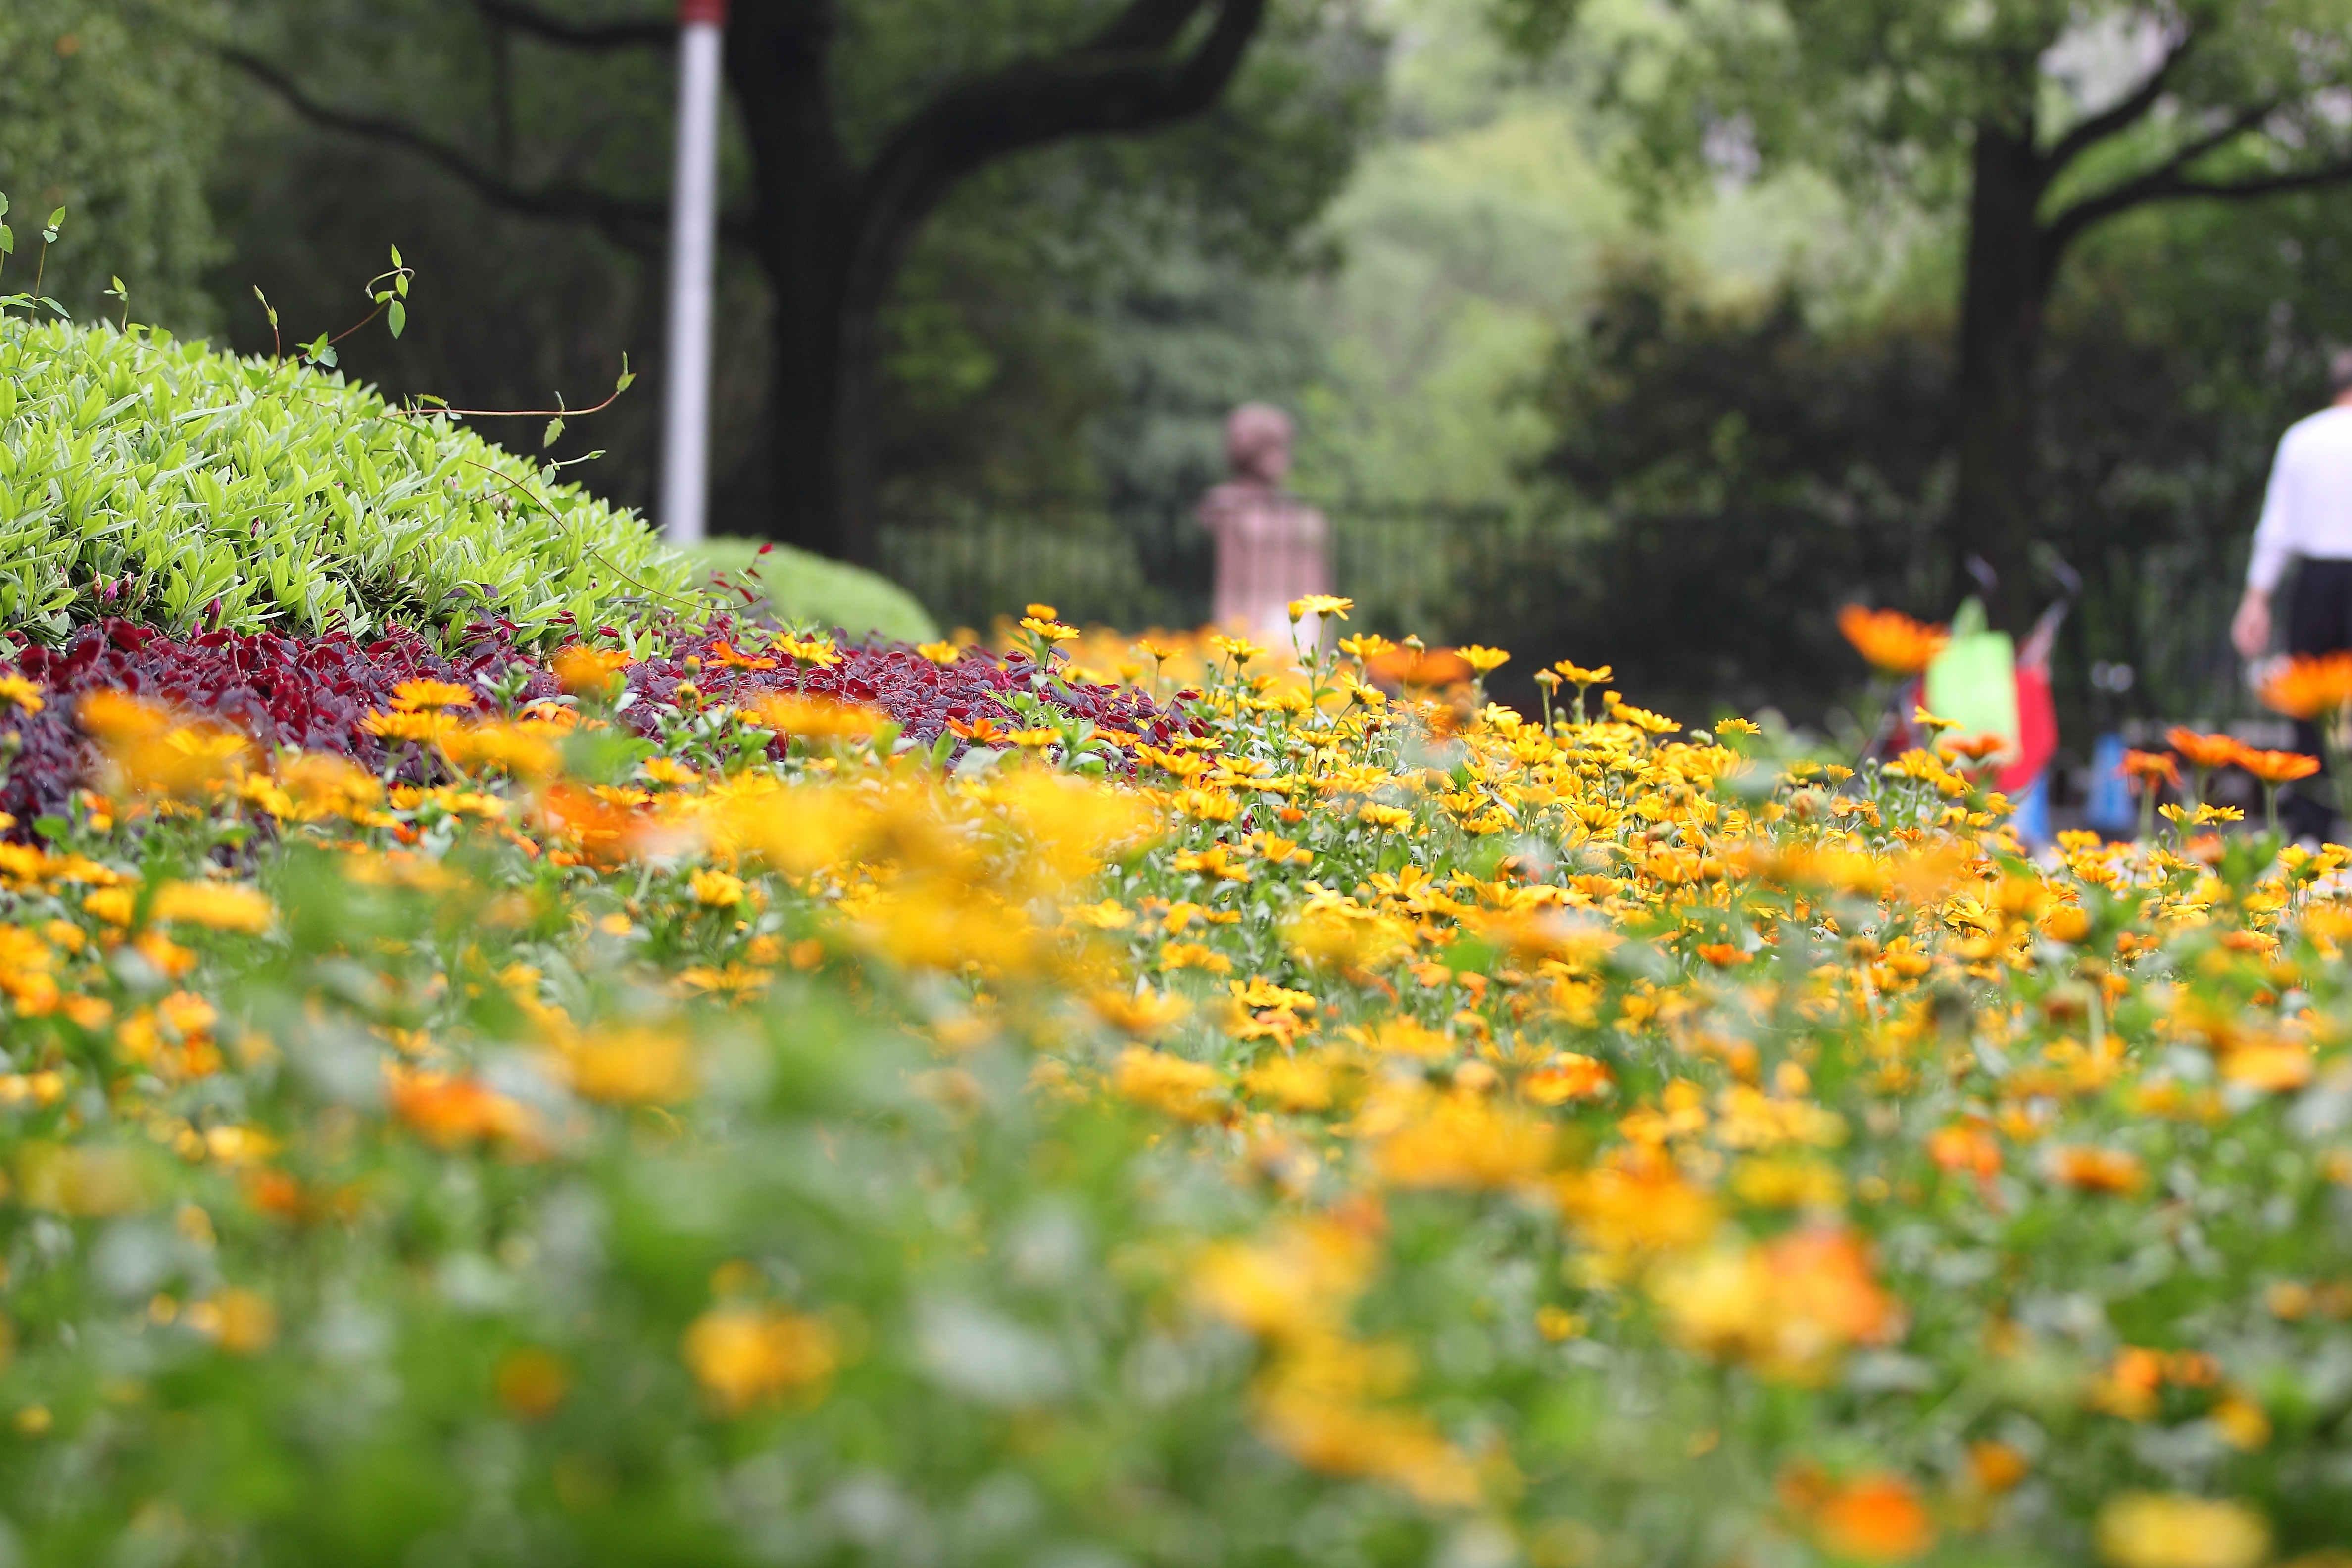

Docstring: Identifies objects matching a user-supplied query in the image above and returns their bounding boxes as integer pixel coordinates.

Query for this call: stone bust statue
[1196,403,1332,648]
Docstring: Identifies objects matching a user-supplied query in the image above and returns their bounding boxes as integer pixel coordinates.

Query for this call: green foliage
[0,317,695,644]
[208,0,1382,532]
[683,539,940,643]
[1497,0,2352,207]
[0,0,224,326]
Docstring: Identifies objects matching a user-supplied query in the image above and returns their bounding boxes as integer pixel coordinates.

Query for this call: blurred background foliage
[8,0,2352,740]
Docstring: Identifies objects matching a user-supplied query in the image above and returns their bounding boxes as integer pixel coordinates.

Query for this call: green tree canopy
[1497,0,2352,628]
[202,0,1379,561]
[0,0,223,324]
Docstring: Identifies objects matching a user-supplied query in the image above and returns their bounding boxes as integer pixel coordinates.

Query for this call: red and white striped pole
[660,0,727,546]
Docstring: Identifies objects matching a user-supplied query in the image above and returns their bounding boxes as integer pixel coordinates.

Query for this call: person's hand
[2232,588,2272,661]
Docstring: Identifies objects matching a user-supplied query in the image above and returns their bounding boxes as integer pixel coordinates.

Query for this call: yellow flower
[750,693,890,740]
[1371,1092,1554,1190]
[551,644,631,697]
[682,1306,837,1414]
[1653,1227,1903,1383]
[1113,1047,1223,1121]
[184,1288,278,1355]
[1287,594,1353,622]
[688,868,746,907]
[1208,633,1266,664]
[1089,987,1191,1039]
[388,678,477,712]
[775,633,842,667]
[0,674,44,714]
[2093,1494,2268,1568]
[561,1027,694,1104]
[149,881,273,934]
[915,640,963,666]
[1458,645,1509,674]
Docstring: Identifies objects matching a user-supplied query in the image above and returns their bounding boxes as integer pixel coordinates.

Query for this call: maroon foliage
[0,617,1196,832]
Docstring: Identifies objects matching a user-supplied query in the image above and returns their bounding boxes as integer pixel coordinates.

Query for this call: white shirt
[2249,403,2352,593]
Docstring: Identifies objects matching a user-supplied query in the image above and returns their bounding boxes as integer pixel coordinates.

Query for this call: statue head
[1224,402,1293,486]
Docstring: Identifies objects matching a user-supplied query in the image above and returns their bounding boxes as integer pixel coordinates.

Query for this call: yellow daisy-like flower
[0,674,45,714]
[388,679,477,713]
[1458,645,1510,674]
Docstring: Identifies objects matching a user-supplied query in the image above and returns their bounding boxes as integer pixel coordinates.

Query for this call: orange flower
[2259,651,2352,720]
[386,1065,537,1150]
[1837,606,1948,677]
[706,639,779,672]
[551,644,631,698]
[1522,1052,1614,1106]
[1366,647,1474,689]
[2165,728,2242,772]
[2051,1145,2145,1196]
[1815,1473,1936,1562]
[1780,1466,1937,1562]
[1966,1439,2030,1494]
[2118,750,2180,794]
[1938,732,2006,763]
[2236,748,2321,786]
[1928,1120,2001,1184]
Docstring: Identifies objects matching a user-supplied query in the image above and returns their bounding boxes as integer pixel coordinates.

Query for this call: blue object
[2084,732,2134,838]
[2010,771,2051,849]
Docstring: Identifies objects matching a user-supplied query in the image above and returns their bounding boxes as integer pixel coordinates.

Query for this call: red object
[679,0,727,23]
[1886,666,2059,795]
[1997,665,2057,795]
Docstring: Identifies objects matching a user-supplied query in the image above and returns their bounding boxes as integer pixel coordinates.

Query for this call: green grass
[684,537,938,642]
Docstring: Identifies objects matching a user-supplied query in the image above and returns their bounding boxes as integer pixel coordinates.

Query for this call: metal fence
[874,497,2248,743]
[874,498,1523,637]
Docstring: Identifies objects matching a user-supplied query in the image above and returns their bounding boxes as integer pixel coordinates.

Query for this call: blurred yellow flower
[682,1306,837,1414]
[2094,1494,2268,1568]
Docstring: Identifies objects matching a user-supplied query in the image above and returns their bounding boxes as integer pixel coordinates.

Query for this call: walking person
[2231,348,2352,840]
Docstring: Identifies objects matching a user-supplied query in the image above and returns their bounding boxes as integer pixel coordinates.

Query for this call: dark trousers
[2284,559,2352,840]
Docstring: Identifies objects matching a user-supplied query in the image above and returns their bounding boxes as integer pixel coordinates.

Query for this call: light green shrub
[0,318,696,644]
[684,537,939,642]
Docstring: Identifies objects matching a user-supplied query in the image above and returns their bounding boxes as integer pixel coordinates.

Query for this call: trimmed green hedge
[0,319,695,644]
[685,537,938,642]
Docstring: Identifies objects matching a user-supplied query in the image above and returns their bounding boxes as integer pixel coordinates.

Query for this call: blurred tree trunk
[1952,115,2051,633]
[725,0,1272,564]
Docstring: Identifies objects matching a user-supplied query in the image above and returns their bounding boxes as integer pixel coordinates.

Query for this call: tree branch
[218,44,725,252]
[848,0,1267,302]
[2043,98,2283,258]
[470,0,672,50]
[2040,27,2197,178]
[1085,0,1222,53]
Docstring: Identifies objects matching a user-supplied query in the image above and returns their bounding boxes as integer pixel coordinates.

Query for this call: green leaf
[387,299,406,339]
[0,225,13,258]
[614,353,636,395]
[389,243,403,268]
[542,415,566,449]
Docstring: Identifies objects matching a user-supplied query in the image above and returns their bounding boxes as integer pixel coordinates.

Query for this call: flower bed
[0,614,2345,1566]
[0,616,1195,827]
